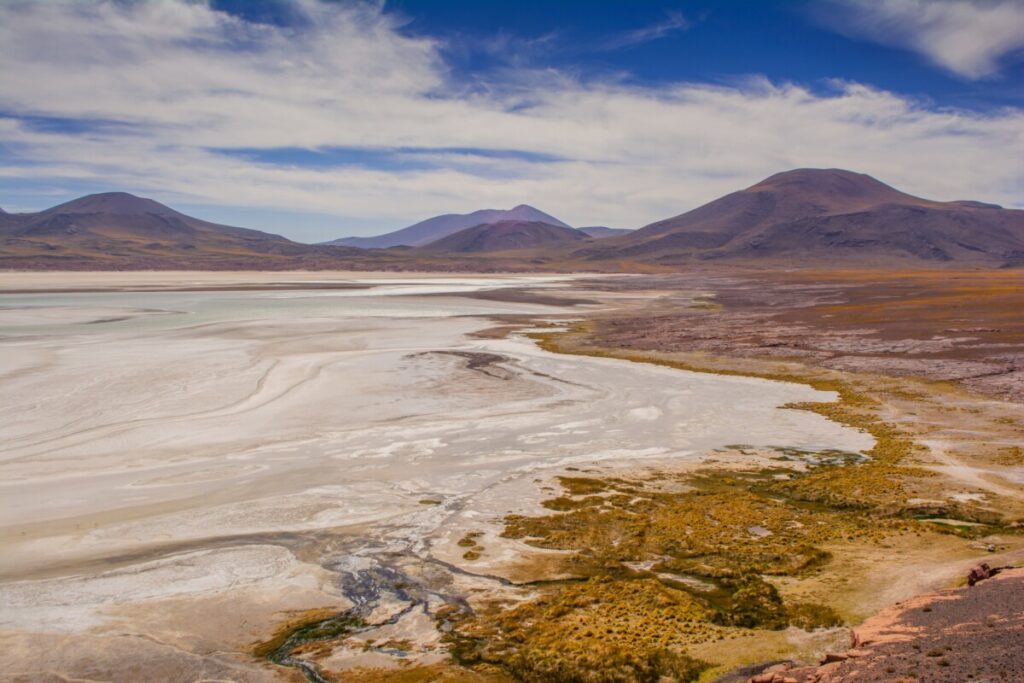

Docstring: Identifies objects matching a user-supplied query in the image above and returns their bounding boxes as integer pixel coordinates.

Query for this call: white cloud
[605,11,691,50]
[817,0,1024,79]
[0,0,1022,240]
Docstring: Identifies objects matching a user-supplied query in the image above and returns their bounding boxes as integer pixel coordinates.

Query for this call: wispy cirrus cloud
[815,0,1024,79]
[604,11,691,50]
[0,0,1021,241]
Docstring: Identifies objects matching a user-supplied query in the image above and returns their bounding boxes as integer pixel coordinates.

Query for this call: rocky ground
[579,268,1024,402]
[531,270,1024,682]
[746,567,1024,683]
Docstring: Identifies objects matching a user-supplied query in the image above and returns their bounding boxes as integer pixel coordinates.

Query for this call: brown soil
[581,268,1024,402]
[749,568,1024,682]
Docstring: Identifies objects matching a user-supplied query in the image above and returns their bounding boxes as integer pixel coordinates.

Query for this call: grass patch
[437,322,946,677]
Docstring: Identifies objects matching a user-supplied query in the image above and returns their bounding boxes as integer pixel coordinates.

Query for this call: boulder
[967,562,993,586]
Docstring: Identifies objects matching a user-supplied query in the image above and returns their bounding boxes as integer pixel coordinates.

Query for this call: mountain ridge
[580,168,1024,265]
[579,226,632,239]
[419,220,590,253]
[0,191,363,269]
[324,204,570,248]
[4,170,1021,269]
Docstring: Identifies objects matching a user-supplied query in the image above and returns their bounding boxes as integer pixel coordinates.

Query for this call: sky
[1,0,1022,243]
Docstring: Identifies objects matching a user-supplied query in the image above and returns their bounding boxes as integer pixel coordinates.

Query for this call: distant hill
[6,172,1021,271]
[579,226,632,239]
[420,220,591,253]
[581,169,1024,265]
[324,204,570,248]
[0,192,365,269]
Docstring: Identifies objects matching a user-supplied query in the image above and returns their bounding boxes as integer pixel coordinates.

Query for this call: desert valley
[2,1,1023,682]
[3,169,1024,682]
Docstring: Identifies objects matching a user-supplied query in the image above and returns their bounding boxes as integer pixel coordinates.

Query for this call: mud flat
[0,273,878,682]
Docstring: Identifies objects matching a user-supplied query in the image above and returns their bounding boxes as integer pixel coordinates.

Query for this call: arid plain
[4,0,1023,680]
[0,271,874,681]
[1,269,1021,682]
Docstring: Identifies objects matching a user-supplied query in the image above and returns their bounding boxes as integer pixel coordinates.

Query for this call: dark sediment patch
[407,350,515,380]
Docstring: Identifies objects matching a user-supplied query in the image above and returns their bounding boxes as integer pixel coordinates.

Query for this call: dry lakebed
[0,271,1020,682]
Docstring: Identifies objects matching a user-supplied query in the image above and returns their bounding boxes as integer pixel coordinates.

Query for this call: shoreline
[445,286,1023,681]
[1,272,1021,682]
[253,312,1023,681]
[331,277,1023,681]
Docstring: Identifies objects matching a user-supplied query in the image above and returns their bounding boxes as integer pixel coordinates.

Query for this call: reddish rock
[967,562,992,586]
[783,569,1024,682]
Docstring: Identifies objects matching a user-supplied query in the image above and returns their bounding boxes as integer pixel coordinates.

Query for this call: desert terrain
[1,269,1020,682]
[0,271,881,682]
[4,0,1022,679]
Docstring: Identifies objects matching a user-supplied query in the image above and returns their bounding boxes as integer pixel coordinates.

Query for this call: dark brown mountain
[581,169,1024,265]
[420,220,591,253]
[0,192,365,269]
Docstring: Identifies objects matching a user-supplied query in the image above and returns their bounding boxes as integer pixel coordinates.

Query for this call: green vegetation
[447,577,715,682]
[459,531,486,561]
[993,446,1024,466]
[429,323,979,680]
[268,320,1020,682]
[440,454,910,679]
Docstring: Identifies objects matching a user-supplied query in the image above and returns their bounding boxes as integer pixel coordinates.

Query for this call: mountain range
[582,168,1024,265]
[0,192,362,269]
[419,220,590,253]
[323,204,570,248]
[578,226,632,239]
[3,169,1022,269]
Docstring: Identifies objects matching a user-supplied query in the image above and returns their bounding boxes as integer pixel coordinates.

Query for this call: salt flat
[0,273,872,680]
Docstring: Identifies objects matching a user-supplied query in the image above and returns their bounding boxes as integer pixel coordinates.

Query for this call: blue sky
[1,0,1022,242]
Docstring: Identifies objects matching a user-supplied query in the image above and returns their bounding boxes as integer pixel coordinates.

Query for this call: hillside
[5,171,1021,270]
[581,169,1024,265]
[579,226,632,239]
[0,192,365,269]
[419,220,590,253]
[325,204,570,248]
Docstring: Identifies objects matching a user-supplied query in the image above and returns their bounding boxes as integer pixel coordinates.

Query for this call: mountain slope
[582,169,1024,265]
[325,204,570,248]
[0,192,364,269]
[579,226,632,239]
[419,220,590,253]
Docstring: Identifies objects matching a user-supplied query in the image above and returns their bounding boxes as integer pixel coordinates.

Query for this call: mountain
[419,220,591,253]
[579,226,632,239]
[324,204,570,248]
[0,192,365,269]
[582,169,1024,265]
